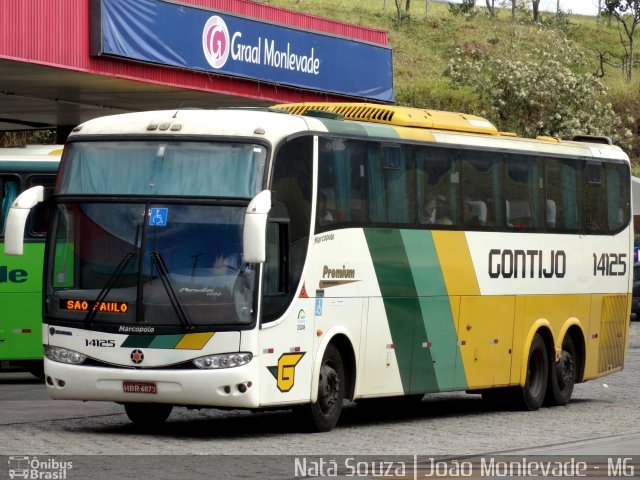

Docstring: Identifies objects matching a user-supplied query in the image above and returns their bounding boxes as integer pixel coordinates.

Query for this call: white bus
[4,104,631,431]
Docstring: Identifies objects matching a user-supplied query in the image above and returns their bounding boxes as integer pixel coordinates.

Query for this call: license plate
[122,381,157,394]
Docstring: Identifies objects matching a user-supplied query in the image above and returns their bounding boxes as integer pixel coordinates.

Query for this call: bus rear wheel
[124,403,173,425]
[545,335,577,406]
[299,343,344,432]
[516,333,548,411]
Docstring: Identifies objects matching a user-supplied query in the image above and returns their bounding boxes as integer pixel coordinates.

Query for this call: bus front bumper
[44,358,260,408]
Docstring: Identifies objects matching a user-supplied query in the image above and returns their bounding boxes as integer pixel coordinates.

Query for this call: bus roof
[0,154,61,172]
[0,145,64,156]
[68,104,629,162]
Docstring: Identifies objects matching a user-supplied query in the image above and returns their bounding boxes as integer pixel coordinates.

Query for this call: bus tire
[544,335,577,407]
[516,333,548,411]
[124,403,172,425]
[300,343,345,432]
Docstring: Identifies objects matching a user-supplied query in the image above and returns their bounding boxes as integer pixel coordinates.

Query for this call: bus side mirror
[4,186,45,256]
[243,190,271,264]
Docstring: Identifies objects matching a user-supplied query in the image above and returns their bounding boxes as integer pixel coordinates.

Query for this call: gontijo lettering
[488,249,566,279]
[61,300,129,313]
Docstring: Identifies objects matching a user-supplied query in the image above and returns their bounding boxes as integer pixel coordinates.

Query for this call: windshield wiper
[84,253,134,326]
[151,252,194,330]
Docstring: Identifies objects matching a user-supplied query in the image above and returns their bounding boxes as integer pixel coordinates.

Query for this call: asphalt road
[0,323,638,479]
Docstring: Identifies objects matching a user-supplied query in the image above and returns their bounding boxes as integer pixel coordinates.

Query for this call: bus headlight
[193,352,252,369]
[44,345,87,365]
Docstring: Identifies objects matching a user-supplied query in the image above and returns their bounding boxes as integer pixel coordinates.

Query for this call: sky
[538,0,600,16]
[447,1,602,17]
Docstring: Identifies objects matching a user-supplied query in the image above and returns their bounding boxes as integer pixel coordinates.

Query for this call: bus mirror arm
[4,185,44,256]
[243,190,272,264]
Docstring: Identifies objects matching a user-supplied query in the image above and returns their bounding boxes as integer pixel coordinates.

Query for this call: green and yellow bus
[4,105,631,430]
[1,146,61,377]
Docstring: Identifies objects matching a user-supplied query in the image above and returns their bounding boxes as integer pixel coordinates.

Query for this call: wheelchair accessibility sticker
[149,208,168,226]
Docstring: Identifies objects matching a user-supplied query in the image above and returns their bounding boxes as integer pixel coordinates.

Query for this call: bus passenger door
[359,297,407,397]
[457,296,515,388]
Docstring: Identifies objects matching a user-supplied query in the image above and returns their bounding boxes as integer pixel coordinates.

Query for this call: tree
[445,29,632,148]
[394,0,409,20]
[532,0,541,21]
[449,0,476,16]
[604,0,640,82]
[485,0,496,16]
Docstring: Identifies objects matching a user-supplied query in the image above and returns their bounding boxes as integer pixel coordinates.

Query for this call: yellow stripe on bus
[175,332,215,350]
[432,231,480,296]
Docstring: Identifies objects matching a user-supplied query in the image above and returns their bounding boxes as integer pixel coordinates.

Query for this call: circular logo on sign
[130,349,144,365]
[202,16,230,69]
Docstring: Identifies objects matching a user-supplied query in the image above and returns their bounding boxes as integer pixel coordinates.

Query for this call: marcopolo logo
[130,349,145,365]
[202,16,230,69]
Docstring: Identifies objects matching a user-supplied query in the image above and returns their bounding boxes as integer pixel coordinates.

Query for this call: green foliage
[537,9,571,32]
[604,0,640,15]
[607,85,640,161]
[0,130,56,147]
[449,0,477,17]
[396,79,488,113]
[445,29,633,149]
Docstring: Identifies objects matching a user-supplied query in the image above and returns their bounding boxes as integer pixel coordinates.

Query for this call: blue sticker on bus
[315,298,323,317]
[149,208,168,226]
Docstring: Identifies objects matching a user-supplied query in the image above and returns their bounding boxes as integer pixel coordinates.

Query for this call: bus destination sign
[61,300,129,313]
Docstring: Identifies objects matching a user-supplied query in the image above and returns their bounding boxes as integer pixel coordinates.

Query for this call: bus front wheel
[545,335,577,406]
[517,333,549,411]
[124,403,173,425]
[299,343,345,432]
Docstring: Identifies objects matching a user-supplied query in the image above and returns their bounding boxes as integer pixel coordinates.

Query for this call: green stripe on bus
[361,123,401,139]
[365,229,439,393]
[365,229,468,394]
[318,118,370,136]
[318,118,401,139]
[401,230,468,391]
[120,335,156,348]
[148,334,184,349]
[364,229,417,297]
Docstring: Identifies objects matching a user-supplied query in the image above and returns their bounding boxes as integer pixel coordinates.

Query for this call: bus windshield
[49,202,255,328]
[46,139,268,329]
[57,141,266,197]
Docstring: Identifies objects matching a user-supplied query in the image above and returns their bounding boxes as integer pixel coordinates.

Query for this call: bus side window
[545,158,581,232]
[416,147,458,226]
[1,175,20,235]
[368,143,414,224]
[606,162,630,232]
[584,162,606,233]
[265,136,312,322]
[261,218,290,322]
[504,156,539,229]
[317,138,366,229]
[460,151,499,228]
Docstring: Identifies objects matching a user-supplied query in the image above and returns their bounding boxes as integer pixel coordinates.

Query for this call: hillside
[258,0,640,166]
